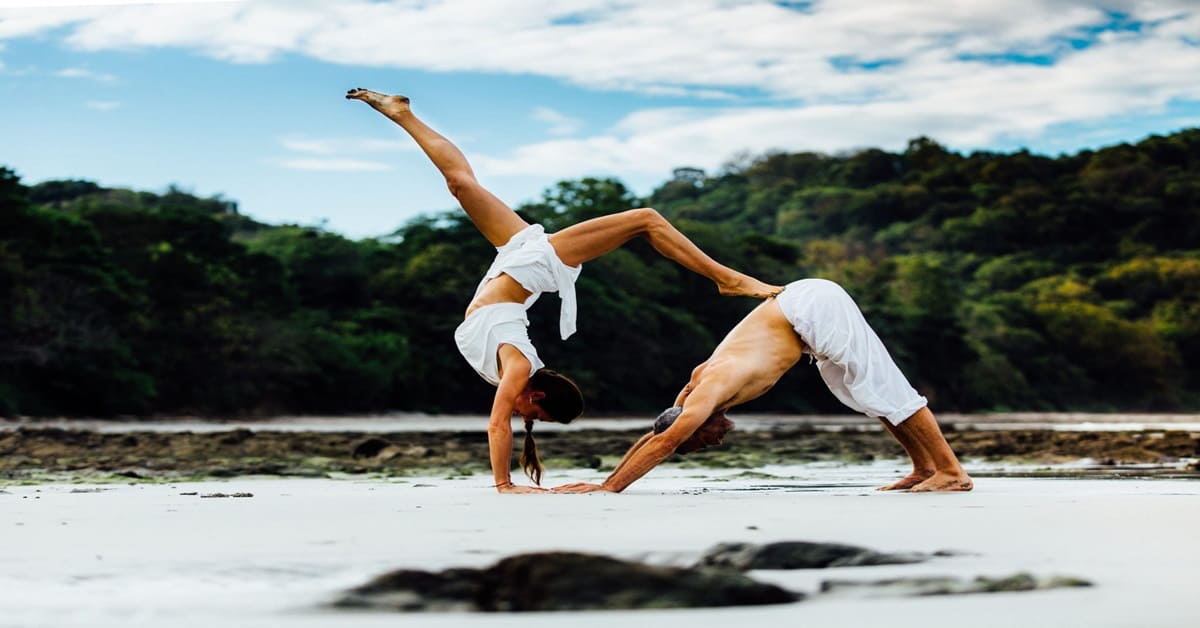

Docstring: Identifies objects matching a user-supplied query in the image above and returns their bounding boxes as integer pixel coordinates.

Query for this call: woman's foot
[345,88,411,117]
[717,275,784,299]
[910,470,974,492]
[877,468,934,491]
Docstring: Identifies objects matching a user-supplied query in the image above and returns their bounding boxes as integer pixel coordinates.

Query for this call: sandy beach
[2,416,1198,627]
[2,464,1198,628]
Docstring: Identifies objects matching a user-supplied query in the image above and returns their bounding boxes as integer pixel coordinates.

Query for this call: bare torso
[464,273,533,319]
[689,297,806,410]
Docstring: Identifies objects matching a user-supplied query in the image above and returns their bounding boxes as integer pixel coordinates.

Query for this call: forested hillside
[2,129,1197,417]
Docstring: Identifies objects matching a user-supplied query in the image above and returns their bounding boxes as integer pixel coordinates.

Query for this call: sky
[1,0,1199,239]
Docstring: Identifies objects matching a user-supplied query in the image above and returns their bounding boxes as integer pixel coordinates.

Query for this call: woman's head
[527,369,584,423]
[516,369,584,485]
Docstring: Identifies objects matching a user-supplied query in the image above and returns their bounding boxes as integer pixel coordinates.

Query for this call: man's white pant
[775,279,927,426]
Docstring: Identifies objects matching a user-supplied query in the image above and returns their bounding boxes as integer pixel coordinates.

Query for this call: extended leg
[892,407,972,492]
[346,88,527,247]
[548,208,782,298]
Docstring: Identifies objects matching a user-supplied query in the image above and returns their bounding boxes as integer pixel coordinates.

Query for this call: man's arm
[673,362,707,407]
[552,430,654,493]
[557,391,717,493]
[609,431,654,478]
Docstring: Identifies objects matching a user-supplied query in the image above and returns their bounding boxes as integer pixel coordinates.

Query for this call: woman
[346,89,781,493]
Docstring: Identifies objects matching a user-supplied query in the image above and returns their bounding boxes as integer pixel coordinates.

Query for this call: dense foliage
[2,129,1198,417]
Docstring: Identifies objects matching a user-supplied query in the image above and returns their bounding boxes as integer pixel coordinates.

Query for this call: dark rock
[352,437,393,459]
[114,468,148,479]
[331,551,800,612]
[698,541,926,570]
[819,573,1092,598]
[217,429,255,446]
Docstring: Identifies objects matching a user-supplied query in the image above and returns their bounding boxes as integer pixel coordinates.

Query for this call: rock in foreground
[331,551,800,612]
[820,573,1093,598]
[699,541,926,570]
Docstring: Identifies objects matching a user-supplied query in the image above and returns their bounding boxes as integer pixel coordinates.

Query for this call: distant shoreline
[4,412,1200,434]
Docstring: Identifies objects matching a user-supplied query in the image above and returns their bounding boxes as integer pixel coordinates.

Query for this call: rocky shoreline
[2,424,1198,483]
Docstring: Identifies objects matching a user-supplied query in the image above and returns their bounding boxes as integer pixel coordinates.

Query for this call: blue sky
[2,0,1199,238]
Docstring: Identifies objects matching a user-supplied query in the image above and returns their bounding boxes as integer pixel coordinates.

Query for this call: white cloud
[55,66,115,82]
[4,0,1200,183]
[530,106,582,137]
[85,100,119,110]
[278,158,392,172]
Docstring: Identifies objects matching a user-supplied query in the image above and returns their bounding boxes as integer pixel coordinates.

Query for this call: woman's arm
[488,346,545,494]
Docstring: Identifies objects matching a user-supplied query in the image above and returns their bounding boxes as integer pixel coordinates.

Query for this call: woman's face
[513,391,551,422]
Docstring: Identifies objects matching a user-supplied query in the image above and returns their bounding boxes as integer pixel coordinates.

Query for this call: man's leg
[877,417,936,491]
[346,89,527,247]
[891,407,972,492]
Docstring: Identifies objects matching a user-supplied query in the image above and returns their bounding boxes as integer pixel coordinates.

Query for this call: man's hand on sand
[551,482,612,494]
[496,483,548,494]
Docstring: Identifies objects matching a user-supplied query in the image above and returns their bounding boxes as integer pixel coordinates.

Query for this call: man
[554,278,973,494]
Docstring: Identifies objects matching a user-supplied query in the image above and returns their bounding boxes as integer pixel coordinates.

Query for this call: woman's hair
[529,369,584,423]
[519,419,543,485]
[519,369,583,485]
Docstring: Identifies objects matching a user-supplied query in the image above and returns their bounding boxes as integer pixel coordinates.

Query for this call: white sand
[1,466,1197,628]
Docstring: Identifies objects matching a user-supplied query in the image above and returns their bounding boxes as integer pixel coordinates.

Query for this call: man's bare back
[678,298,805,412]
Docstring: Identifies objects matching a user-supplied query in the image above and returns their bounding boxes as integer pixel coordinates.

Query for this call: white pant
[775,279,926,425]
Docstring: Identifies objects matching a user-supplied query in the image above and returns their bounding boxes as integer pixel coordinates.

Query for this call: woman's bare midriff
[464,273,534,318]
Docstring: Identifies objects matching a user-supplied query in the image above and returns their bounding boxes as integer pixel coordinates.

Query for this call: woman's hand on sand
[551,482,612,494]
[496,483,548,494]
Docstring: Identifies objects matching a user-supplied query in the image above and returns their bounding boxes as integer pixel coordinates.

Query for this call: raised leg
[346,88,527,247]
[890,407,973,492]
[548,208,782,298]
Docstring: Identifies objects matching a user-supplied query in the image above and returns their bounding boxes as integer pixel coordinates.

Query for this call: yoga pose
[346,89,781,494]
[554,278,973,494]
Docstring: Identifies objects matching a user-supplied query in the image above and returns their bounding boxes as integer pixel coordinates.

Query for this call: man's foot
[910,470,974,492]
[717,275,784,299]
[345,88,410,117]
[877,469,934,491]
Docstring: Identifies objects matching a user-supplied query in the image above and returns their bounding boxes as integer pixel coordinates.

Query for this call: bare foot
[717,275,784,299]
[345,88,410,117]
[877,469,934,491]
[910,470,974,492]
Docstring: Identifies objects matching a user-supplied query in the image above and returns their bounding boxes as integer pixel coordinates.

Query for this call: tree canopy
[2,128,1198,417]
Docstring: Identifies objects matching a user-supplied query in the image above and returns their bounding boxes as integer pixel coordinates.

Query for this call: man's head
[652,406,734,454]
